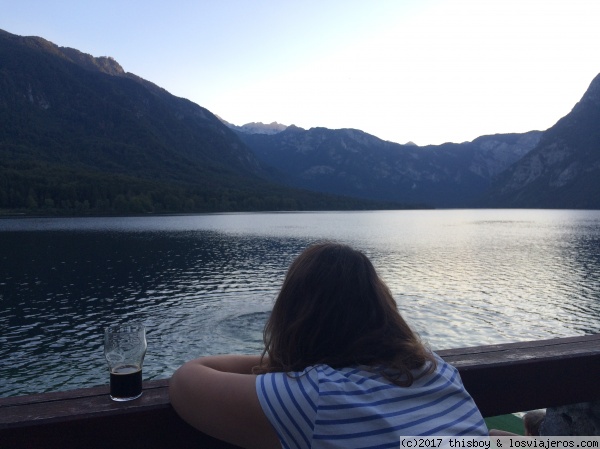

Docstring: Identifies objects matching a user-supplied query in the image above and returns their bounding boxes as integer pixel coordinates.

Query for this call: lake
[1,209,599,397]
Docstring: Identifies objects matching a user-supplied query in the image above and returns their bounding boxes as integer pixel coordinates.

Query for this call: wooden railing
[1,334,599,449]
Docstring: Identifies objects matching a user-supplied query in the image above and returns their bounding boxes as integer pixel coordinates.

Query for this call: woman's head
[259,242,434,384]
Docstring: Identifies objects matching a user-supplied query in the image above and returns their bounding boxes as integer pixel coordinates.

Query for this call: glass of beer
[104,322,147,401]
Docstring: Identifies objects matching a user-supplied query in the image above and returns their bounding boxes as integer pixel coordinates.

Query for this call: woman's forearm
[184,354,265,374]
[169,354,280,449]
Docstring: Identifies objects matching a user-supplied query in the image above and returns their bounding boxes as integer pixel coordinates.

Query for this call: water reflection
[371,210,600,346]
[0,228,308,396]
[1,210,599,397]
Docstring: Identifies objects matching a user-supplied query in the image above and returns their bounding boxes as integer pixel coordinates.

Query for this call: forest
[0,160,407,215]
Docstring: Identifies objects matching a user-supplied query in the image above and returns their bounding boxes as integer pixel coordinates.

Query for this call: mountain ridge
[479,73,600,208]
[234,72,600,209]
[237,126,543,208]
[1,28,598,212]
[219,118,289,135]
[0,28,261,177]
[0,28,406,214]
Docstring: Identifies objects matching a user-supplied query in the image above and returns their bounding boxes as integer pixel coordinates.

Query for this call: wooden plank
[439,334,600,362]
[1,383,169,426]
[0,380,238,449]
[0,379,168,408]
[0,407,240,449]
[1,335,599,449]
[438,334,600,416]
[442,334,600,353]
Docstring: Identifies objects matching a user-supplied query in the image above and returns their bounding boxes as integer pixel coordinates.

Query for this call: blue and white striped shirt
[256,353,487,449]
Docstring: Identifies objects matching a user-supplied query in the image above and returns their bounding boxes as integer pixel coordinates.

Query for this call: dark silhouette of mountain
[0,29,406,214]
[238,126,542,208]
[479,74,600,208]
[0,30,263,179]
[4,28,595,212]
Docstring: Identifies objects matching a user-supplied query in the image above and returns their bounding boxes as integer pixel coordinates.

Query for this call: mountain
[0,29,405,214]
[238,126,542,208]
[4,28,596,213]
[479,74,600,208]
[0,30,263,179]
[219,119,288,135]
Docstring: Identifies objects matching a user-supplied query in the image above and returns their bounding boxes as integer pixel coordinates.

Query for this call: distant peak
[220,119,289,135]
[581,72,600,105]
[284,124,305,132]
[2,29,127,77]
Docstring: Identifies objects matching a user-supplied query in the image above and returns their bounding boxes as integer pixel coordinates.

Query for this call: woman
[170,242,487,448]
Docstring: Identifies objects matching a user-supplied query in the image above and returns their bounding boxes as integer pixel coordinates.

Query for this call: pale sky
[2,0,599,146]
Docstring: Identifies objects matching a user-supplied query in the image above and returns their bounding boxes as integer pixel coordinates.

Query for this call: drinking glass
[104,322,147,401]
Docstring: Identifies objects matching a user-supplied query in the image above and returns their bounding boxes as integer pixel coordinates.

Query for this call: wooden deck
[1,334,599,449]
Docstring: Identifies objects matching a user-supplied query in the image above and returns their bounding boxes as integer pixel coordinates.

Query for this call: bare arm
[186,354,265,374]
[169,355,280,449]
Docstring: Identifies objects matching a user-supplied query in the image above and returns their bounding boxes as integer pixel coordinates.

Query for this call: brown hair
[255,242,435,386]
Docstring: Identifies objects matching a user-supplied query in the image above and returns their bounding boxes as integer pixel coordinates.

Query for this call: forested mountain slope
[479,73,600,209]
[238,126,541,208]
[0,29,403,214]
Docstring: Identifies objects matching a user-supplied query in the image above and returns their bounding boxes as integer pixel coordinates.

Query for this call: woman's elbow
[169,363,195,415]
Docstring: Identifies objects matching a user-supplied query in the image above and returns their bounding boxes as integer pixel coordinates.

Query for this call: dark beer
[110,365,142,400]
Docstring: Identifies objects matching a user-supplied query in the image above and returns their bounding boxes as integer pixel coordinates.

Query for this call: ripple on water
[1,210,600,397]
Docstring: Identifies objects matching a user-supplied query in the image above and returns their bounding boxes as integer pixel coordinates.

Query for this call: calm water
[1,209,599,397]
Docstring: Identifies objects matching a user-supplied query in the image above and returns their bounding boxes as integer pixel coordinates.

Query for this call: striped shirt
[256,353,488,449]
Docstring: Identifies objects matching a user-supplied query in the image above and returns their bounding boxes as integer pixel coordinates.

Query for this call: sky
[2,0,600,146]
